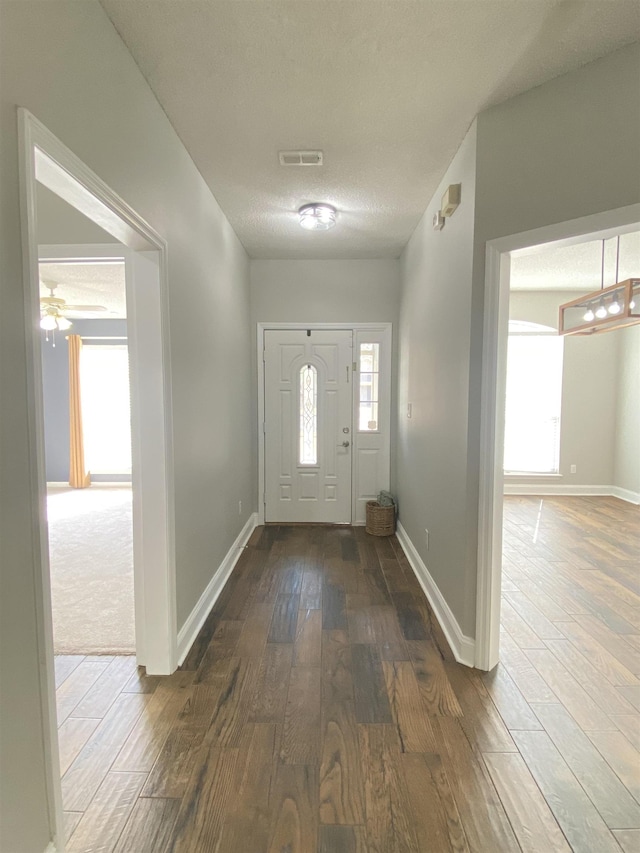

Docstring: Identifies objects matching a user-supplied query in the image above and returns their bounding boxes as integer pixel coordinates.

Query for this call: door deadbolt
[342,427,350,434]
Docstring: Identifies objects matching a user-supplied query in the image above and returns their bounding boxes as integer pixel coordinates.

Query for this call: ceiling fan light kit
[40,312,59,331]
[39,279,110,344]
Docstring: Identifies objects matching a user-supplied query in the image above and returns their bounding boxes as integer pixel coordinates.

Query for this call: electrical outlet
[238,500,242,515]
[570,464,577,474]
[425,528,429,550]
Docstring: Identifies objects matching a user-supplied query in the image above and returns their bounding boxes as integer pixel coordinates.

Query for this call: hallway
[57,501,640,852]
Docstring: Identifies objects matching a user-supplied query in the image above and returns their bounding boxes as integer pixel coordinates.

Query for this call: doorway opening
[476,204,640,670]
[19,109,176,849]
[38,243,136,656]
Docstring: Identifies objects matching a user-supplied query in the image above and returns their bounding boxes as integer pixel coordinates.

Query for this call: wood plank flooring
[56,496,640,852]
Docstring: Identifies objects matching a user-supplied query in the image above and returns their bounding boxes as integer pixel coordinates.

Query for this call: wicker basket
[365,500,396,536]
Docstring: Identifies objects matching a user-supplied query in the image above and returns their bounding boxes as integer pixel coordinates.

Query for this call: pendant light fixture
[559,236,639,335]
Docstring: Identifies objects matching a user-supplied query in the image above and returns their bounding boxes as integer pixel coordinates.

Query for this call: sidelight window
[359,343,380,431]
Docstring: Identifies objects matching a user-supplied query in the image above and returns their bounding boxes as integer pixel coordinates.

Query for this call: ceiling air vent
[279,150,323,166]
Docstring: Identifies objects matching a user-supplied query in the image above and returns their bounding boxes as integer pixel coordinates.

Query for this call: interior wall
[508,290,619,487]
[463,42,640,628]
[397,121,478,639]
[250,258,401,489]
[37,182,114,244]
[0,3,253,850]
[614,325,640,498]
[250,259,400,326]
[395,43,639,648]
[41,319,129,482]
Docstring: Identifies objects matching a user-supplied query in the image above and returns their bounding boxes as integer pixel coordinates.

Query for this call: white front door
[264,329,353,523]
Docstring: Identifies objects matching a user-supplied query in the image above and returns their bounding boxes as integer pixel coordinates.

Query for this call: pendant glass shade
[40,309,73,333]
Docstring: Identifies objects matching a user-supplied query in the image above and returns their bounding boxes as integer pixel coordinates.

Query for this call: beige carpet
[47,485,135,654]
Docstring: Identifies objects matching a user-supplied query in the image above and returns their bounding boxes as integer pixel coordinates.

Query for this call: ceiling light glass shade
[40,314,57,330]
[559,279,640,336]
[298,203,337,231]
[57,316,73,330]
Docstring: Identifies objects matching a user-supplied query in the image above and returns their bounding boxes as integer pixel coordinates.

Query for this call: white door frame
[257,322,392,526]
[18,109,177,851]
[475,202,640,671]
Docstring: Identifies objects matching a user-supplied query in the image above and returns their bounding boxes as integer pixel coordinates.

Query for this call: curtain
[68,334,91,489]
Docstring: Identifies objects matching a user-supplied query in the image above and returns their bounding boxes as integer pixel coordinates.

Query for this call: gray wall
[508,290,619,488]
[250,259,400,326]
[250,258,401,490]
[398,121,478,639]
[37,182,114,244]
[396,43,640,643]
[41,319,128,482]
[0,3,253,850]
[614,325,640,497]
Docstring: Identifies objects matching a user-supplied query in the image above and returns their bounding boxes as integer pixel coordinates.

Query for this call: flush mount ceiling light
[559,236,639,335]
[298,203,337,231]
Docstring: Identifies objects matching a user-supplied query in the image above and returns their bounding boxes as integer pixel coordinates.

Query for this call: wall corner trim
[396,522,475,668]
[176,513,258,665]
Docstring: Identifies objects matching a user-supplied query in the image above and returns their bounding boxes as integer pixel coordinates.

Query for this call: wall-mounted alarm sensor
[441,184,461,218]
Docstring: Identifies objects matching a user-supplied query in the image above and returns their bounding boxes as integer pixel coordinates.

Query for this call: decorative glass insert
[359,343,380,431]
[299,364,318,465]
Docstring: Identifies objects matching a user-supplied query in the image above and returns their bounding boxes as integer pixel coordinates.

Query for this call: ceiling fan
[39,280,108,332]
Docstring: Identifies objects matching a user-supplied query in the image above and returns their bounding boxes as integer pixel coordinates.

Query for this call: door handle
[339,441,350,448]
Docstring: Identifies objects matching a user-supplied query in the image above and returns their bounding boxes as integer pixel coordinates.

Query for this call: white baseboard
[395,522,475,668]
[504,483,640,504]
[611,486,640,505]
[177,513,258,665]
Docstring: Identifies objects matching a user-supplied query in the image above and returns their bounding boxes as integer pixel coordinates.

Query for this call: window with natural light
[80,345,132,474]
[504,321,564,474]
[359,342,380,431]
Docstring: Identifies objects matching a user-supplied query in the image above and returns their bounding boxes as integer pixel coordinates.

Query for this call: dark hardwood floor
[56,496,640,852]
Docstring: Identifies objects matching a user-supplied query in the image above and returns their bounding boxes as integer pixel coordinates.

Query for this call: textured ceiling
[39,261,126,317]
[99,1,640,259]
[510,231,640,291]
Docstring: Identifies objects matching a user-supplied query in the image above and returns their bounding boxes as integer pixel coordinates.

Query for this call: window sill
[504,473,563,479]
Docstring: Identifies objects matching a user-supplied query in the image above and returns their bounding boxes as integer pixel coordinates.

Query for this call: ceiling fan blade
[62,304,109,312]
